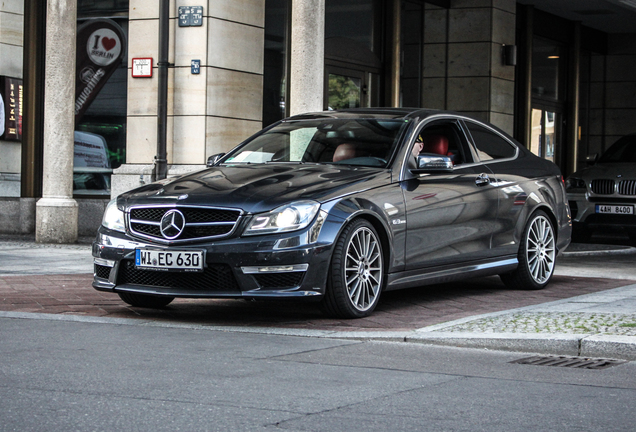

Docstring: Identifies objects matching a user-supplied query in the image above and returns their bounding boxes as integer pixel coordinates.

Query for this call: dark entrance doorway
[324,0,384,110]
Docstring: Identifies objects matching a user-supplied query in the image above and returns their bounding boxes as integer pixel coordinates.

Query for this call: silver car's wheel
[322,219,384,318]
[500,210,556,290]
[525,214,556,284]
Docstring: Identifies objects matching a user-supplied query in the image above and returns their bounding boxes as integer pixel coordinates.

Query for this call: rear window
[465,122,517,161]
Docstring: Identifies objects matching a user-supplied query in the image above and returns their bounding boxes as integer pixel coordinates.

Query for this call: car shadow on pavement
[1,273,631,332]
[94,275,632,332]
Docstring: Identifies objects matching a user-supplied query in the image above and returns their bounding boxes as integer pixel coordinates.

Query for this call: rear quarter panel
[488,151,571,256]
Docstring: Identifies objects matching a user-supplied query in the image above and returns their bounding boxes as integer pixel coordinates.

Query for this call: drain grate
[511,355,628,370]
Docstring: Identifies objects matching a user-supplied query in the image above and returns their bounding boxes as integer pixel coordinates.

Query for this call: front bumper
[92,227,336,300]
[568,192,636,228]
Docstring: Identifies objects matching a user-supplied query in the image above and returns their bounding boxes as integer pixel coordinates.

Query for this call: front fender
[320,185,406,274]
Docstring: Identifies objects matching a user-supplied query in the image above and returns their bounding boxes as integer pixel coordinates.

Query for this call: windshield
[599,135,636,163]
[223,118,407,168]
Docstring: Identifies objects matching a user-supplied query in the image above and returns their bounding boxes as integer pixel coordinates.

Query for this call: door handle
[475,173,490,186]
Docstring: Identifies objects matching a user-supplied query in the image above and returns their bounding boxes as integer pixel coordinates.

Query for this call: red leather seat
[422,135,449,156]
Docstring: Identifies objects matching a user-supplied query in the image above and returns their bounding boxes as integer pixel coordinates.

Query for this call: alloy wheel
[344,226,383,312]
[525,215,556,284]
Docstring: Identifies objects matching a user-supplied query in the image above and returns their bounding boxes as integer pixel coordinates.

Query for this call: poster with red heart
[75,19,126,124]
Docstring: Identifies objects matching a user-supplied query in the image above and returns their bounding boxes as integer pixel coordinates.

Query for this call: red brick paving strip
[0,273,631,331]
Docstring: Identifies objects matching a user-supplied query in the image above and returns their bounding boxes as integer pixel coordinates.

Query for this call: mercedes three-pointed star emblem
[160,209,186,239]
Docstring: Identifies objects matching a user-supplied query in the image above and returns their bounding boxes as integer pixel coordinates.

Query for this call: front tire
[118,292,175,308]
[322,219,384,318]
[500,210,556,290]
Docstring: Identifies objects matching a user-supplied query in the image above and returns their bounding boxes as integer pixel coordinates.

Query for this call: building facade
[1,0,636,241]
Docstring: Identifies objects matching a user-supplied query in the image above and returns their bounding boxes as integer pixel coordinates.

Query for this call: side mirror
[585,153,599,165]
[411,153,454,173]
[206,153,225,167]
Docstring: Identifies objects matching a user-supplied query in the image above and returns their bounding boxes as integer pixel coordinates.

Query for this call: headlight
[565,177,586,192]
[244,201,320,236]
[102,199,126,232]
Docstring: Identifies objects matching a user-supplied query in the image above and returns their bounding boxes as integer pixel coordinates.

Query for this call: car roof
[285,107,455,122]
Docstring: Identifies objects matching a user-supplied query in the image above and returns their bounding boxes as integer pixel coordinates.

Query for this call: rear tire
[118,292,175,308]
[500,210,556,290]
[322,219,384,318]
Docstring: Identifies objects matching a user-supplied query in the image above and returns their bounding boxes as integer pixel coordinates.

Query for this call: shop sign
[75,19,126,124]
[0,76,23,142]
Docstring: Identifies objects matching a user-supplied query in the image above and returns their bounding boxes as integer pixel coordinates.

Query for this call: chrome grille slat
[618,180,636,196]
[128,205,242,243]
[187,221,237,226]
[590,179,615,195]
[130,219,160,225]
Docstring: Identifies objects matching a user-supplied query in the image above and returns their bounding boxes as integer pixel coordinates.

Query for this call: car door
[401,119,500,270]
[462,119,529,257]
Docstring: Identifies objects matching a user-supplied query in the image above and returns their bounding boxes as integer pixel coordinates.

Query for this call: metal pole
[154,0,170,181]
[390,0,401,107]
[567,21,581,177]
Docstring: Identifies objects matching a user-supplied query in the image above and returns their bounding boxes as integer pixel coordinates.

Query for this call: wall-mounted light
[502,44,517,66]
[548,55,560,59]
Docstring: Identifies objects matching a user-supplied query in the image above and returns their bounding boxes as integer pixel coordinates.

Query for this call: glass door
[325,66,367,110]
[531,108,561,164]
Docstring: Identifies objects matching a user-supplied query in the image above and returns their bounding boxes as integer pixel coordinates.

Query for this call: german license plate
[595,205,634,215]
[135,249,204,272]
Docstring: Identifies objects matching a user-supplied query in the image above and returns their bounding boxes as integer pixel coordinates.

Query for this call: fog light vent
[94,264,112,279]
[511,355,627,370]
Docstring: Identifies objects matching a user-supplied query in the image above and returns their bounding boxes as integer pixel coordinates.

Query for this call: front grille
[94,264,111,279]
[117,260,240,292]
[254,272,306,289]
[128,205,242,243]
[618,180,636,196]
[591,179,615,195]
[131,222,161,237]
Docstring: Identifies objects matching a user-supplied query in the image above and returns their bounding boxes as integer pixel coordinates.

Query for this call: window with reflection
[531,37,565,101]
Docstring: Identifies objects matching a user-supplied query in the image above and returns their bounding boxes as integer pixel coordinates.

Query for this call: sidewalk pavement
[0,234,635,360]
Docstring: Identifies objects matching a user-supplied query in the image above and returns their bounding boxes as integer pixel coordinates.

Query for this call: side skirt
[385,257,518,291]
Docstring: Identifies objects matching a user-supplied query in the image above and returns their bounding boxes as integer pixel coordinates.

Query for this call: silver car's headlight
[102,199,126,232]
[244,201,320,236]
[565,177,586,192]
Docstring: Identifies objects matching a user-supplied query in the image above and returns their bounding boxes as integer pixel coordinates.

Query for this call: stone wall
[579,33,636,172]
[422,0,516,135]
[114,0,265,197]
[0,0,24,197]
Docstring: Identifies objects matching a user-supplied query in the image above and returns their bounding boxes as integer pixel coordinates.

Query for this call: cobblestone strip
[436,312,636,336]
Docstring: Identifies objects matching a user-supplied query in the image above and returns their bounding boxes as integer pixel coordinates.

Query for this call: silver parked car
[566,134,636,243]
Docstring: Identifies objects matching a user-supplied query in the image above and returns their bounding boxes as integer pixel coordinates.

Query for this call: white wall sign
[132,58,153,78]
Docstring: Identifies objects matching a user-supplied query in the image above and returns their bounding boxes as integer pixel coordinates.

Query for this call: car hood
[119,163,390,213]
[570,163,636,181]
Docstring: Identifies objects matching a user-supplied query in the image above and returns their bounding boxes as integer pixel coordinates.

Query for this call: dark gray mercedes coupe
[92,108,571,318]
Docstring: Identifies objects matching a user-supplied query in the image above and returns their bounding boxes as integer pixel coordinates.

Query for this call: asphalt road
[1,316,635,432]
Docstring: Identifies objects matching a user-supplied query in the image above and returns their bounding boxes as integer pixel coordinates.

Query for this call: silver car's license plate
[595,205,634,215]
[135,249,204,272]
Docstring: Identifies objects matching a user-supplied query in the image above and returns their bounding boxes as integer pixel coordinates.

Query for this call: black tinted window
[465,122,516,161]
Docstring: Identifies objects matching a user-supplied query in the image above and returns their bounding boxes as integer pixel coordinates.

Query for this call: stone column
[36,0,78,243]
[289,0,325,115]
